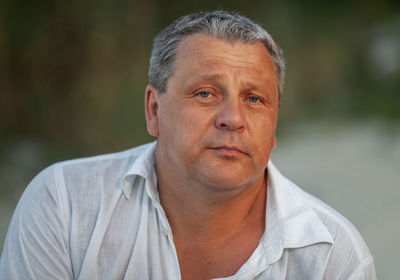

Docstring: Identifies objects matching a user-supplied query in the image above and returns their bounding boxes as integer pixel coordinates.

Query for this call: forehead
[172,34,277,90]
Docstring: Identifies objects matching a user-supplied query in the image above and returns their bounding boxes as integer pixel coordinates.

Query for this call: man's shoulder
[299,187,376,277]
[275,168,374,274]
[51,141,155,193]
[296,183,369,251]
[21,141,155,203]
[269,163,373,258]
[55,141,154,172]
[290,178,370,250]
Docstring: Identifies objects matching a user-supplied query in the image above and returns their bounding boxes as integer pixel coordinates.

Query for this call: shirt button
[162,228,169,237]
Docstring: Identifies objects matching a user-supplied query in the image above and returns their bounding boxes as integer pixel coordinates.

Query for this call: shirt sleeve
[320,218,378,280]
[0,164,73,280]
[346,257,377,280]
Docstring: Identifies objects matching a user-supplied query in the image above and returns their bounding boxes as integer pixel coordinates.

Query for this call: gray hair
[149,10,285,100]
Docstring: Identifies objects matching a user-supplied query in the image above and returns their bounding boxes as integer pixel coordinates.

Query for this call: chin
[199,172,259,192]
[192,158,267,192]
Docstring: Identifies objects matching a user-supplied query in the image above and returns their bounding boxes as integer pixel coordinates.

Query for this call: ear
[145,85,160,137]
[272,136,277,149]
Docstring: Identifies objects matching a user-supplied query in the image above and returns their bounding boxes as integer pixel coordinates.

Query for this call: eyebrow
[239,81,263,92]
[182,74,225,90]
[182,73,276,98]
[199,74,263,91]
[197,74,225,82]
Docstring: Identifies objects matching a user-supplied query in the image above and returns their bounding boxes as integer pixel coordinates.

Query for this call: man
[0,11,376,279]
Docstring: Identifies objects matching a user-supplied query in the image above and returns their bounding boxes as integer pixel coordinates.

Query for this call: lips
[209,145,249,157]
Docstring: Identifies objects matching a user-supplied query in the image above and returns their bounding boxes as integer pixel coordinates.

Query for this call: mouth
[209,145,249,157]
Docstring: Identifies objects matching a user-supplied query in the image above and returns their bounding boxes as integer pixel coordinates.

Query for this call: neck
[155,154,267,243]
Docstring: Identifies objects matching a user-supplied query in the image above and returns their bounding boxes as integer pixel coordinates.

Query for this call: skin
[145,34,279,279]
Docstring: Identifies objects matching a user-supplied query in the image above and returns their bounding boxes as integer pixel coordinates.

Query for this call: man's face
[146,34,279,191]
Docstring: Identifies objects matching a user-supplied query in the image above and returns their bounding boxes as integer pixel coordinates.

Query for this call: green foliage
[1,0,399,159]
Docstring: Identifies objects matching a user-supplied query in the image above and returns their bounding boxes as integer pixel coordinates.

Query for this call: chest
[174,230,263,280]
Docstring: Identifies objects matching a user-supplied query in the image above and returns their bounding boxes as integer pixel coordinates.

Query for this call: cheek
[178,104,214,130]
[158,105,201,144]
[252,118,277,151]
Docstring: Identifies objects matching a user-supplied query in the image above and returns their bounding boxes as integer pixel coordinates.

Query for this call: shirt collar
[121,141,158,201]
[262,161,333,264]
[120,142,333,264]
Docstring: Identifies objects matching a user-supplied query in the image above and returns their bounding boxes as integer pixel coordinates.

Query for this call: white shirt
[0,141,376,279]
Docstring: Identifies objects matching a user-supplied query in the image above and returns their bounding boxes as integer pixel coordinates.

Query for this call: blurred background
[0,0,399,278]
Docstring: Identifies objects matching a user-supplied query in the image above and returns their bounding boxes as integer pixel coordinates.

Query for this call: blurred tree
[0,0,399,160]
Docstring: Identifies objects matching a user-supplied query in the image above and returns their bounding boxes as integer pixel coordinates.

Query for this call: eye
[248,96,261,103]
[193,90,217,104]
[198,91,211,98]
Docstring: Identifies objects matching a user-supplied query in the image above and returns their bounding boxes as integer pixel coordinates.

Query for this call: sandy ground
[1,120,399,279]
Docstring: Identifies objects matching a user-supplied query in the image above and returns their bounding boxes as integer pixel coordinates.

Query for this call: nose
[215,99,245,132]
